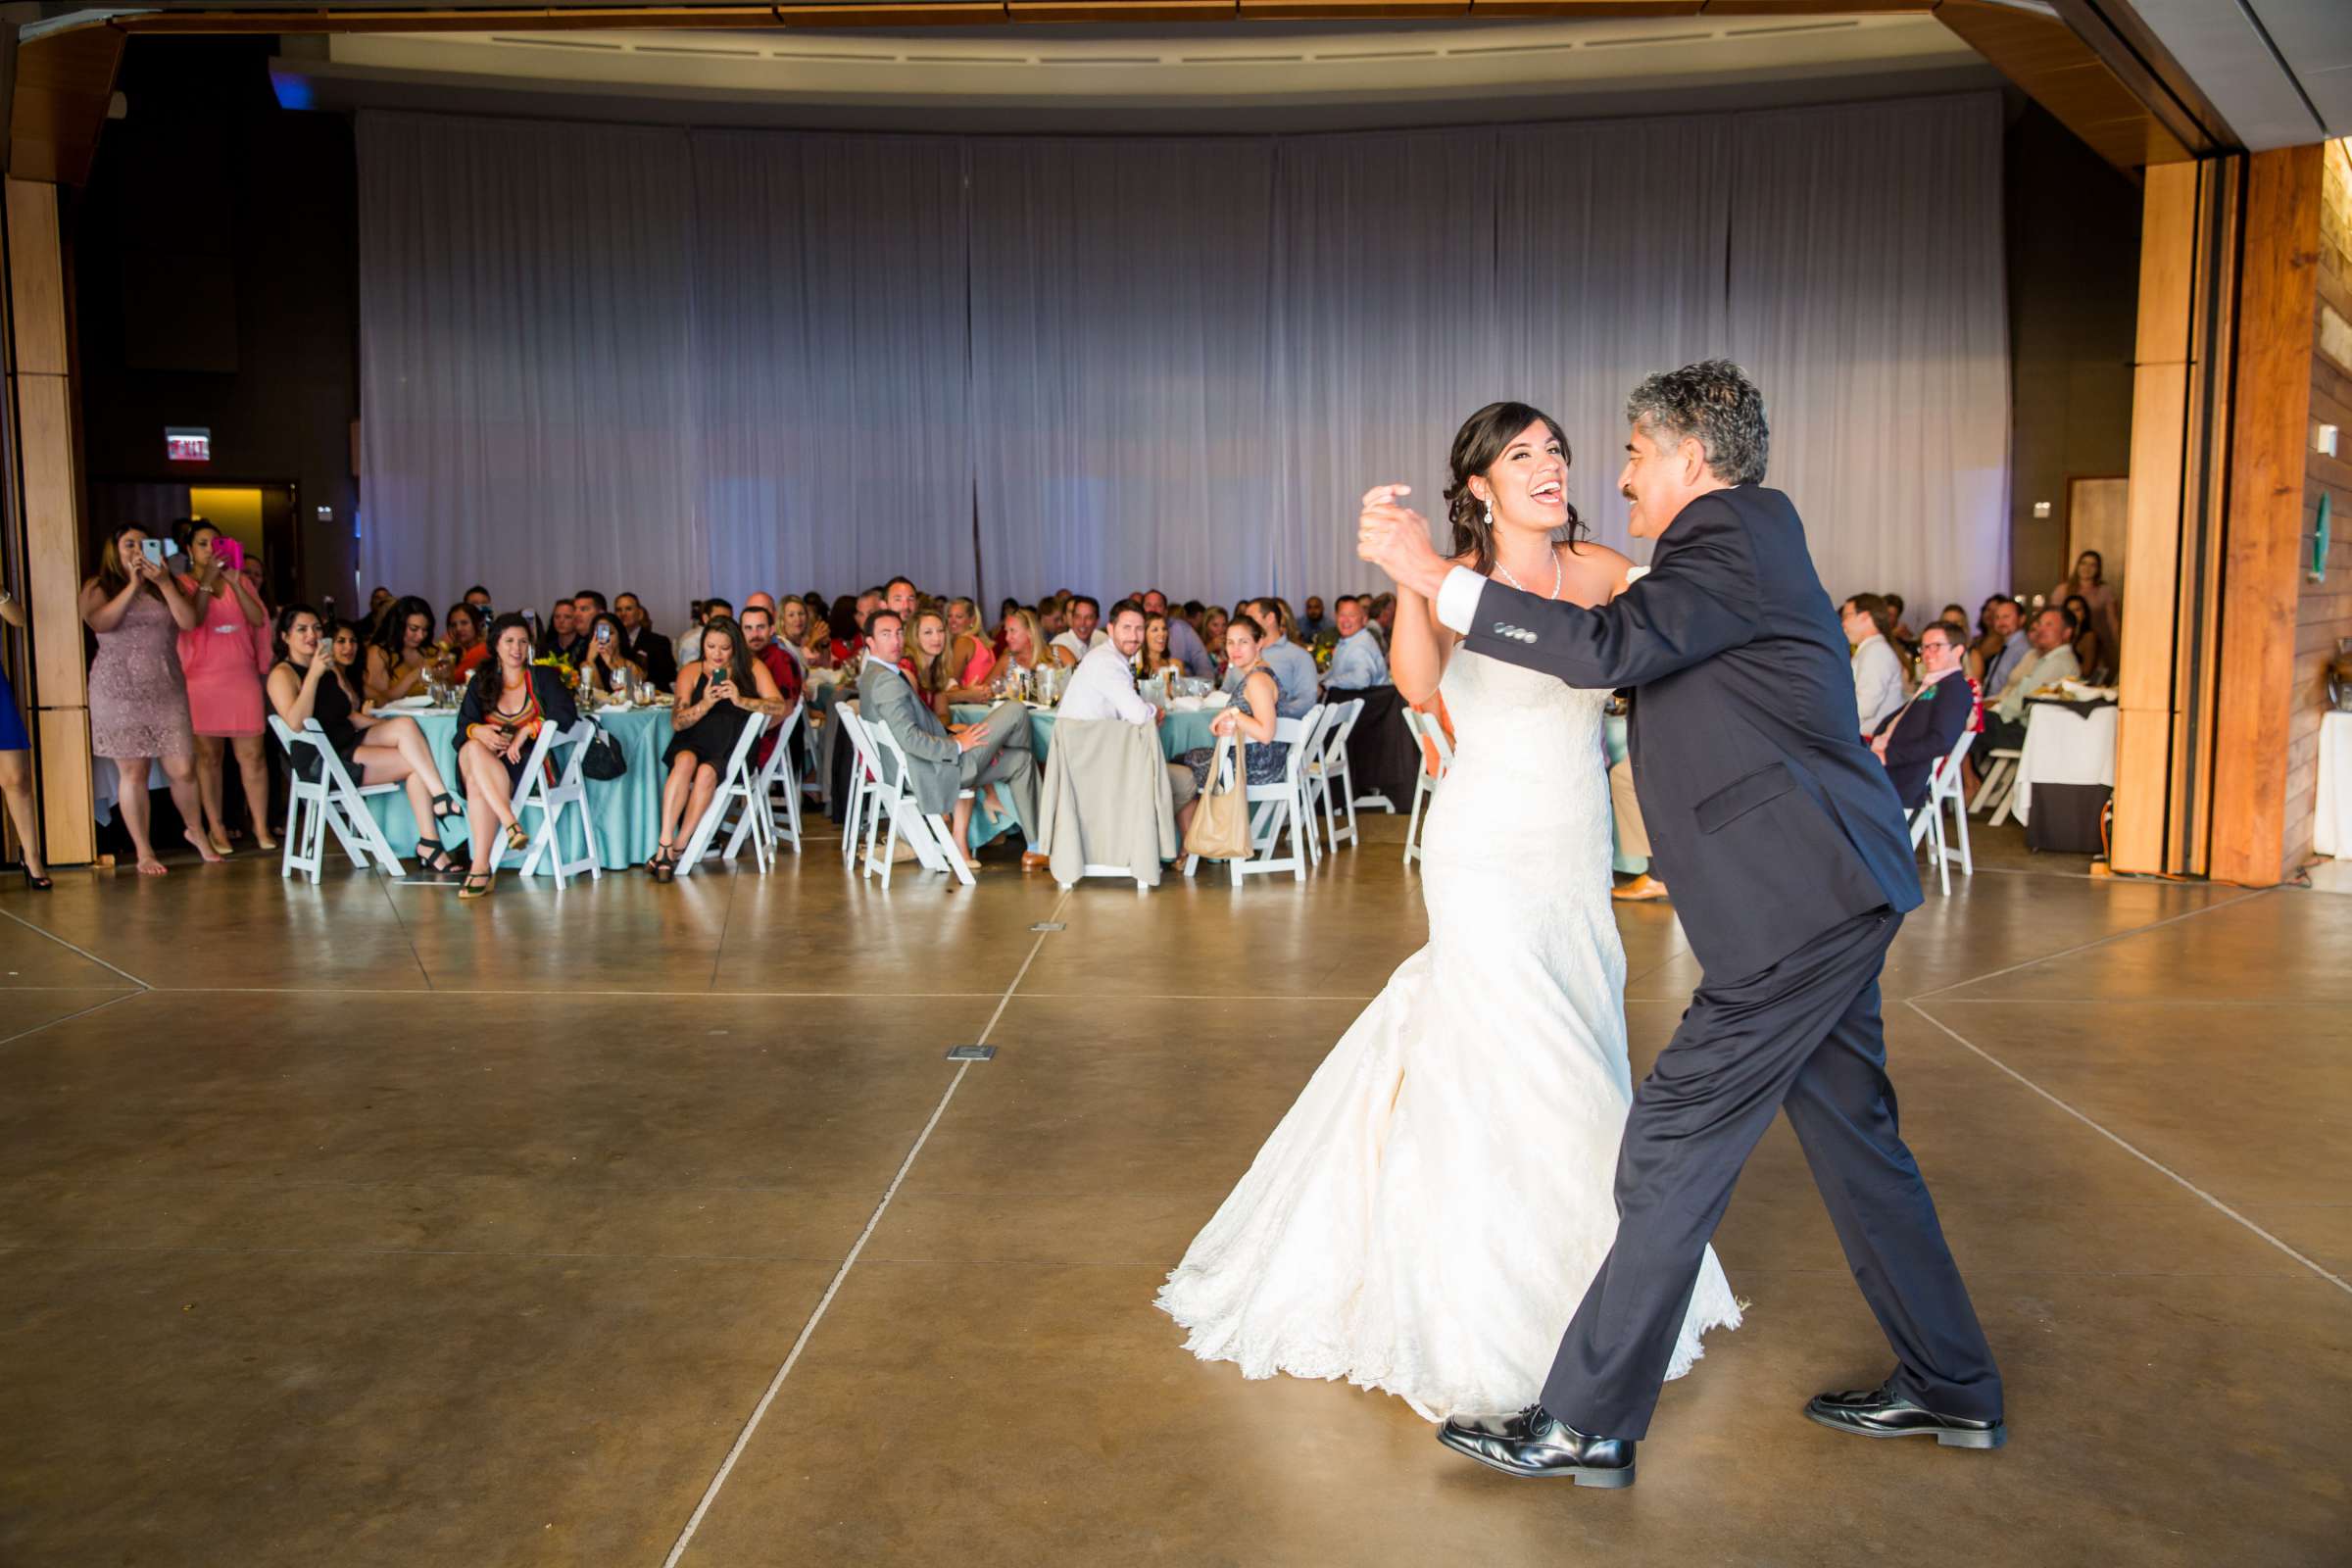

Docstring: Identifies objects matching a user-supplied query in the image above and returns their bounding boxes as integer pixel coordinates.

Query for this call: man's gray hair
[1625,360,1769,485]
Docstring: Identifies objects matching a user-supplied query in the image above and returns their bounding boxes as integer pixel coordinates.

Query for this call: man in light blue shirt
[1244,597,1320,718]
[1980,597,2028,698]
[1321,595,1390,690]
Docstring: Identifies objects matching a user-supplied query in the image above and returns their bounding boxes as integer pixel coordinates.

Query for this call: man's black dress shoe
[1437,1405,1635,1487]
[1805,1379,2006,1449]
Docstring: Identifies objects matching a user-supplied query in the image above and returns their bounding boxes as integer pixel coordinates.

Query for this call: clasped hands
[1356,484,1450,600]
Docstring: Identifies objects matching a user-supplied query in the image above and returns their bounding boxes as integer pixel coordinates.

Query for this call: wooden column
[2209,146,2324,887]
[4,174,93,864]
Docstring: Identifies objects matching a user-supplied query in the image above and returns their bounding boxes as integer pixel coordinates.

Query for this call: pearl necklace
[1494,547,1563,602]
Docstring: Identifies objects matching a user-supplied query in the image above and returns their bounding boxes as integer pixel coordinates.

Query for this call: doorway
[86,480,302,607]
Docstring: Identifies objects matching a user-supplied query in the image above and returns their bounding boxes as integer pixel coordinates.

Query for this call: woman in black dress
[455,612,580,900]
[264,604,461,873]
[651,613,783,882]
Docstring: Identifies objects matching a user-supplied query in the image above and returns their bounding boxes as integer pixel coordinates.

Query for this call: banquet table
[2011,698,2117,853]
[2318,710,2352,858]
[362,705,674,873]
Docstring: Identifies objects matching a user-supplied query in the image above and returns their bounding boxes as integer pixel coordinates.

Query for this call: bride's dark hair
[1444,401,1584,576]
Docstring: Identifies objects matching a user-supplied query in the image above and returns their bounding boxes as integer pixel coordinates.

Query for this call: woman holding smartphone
[81,524,215,875]
[173,521,274,857]
[576,610,644,698]
[649,613,779,883]
[365,596,436,707]
[454,612,579,901]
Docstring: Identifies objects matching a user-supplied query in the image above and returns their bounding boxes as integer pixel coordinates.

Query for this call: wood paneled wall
[5,177,95,864]
[2210,146,2323,887]
[2287,140,2352,872]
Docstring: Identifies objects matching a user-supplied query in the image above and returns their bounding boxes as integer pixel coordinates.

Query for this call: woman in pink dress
[80,524,219,875]
[174,522,274,855]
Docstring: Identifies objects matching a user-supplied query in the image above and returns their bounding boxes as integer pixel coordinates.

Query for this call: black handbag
[580,726,627,781]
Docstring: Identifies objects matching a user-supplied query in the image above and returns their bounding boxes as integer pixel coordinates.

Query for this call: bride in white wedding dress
[1157,403,1740,1422]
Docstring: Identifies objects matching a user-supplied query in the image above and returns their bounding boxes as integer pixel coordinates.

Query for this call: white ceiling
[2129,0,2346,150]
[273,13,1996,133]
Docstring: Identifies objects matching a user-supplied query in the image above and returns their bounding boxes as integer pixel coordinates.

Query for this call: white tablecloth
[2317,710,2352,858]
[2011,702,2117,826]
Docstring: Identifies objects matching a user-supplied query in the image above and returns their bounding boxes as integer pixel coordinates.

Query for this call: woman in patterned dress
[80,525,217,875]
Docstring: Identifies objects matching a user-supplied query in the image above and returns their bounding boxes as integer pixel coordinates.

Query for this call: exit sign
[166,426,211,463]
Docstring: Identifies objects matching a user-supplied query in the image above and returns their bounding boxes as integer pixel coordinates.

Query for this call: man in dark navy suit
[1873,620,1976,811]
[1359,362,2003,1488]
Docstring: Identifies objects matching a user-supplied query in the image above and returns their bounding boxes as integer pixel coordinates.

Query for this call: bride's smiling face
[1468,418,1570,539]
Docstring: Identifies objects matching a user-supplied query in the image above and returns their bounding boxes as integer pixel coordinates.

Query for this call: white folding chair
[487,718,604,888]
[270,715,408,883]
[1399,706,1453,868]
[835,705,875,869]
[1972,746,2023,822]
[728,703,806,861]
[862,717,975,889]
[1301,698,1364,853]
[1288,704,1330,866]
[674,712,770,877]
[1184,714,1316,885]
[1906,727,1979,896]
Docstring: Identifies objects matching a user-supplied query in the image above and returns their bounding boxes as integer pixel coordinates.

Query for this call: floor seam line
[0,990,141,1052]
[1905,999,2352,1298]
[658,889,1069,1568]
[371,870,435,992]
[1905,887,2271,1002]
[0,906,154,991]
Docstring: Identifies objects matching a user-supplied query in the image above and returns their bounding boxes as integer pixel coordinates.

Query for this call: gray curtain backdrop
[358,93,2007,623]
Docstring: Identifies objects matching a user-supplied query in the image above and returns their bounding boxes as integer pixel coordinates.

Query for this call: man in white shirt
[1051,595,1106,667]
[1054,603,1197,808]
[1839,594,1907,738]
[1244,598,1321,718]
[1967,604,2082,787]
[1321,595,1390,690]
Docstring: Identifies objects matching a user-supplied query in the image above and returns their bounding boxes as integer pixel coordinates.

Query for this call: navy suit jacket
[1872,674,1973,811]
[1461,483,1922,982]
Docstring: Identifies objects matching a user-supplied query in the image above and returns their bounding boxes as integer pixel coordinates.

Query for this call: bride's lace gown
[1156,646,1741,1421]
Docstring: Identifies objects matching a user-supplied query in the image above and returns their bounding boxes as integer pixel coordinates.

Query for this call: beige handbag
[1181,734,1252,860]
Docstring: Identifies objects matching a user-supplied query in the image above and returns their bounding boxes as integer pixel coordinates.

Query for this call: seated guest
[364,595,437,706]
[1370,592,1396,649]
[1063,604,1164,729]
[613,591,677,687]
[454,612,580,900]
[882,577,919,625]
[1199,606,1230,675]
[1883,592,1917,651]
[1299,595,1330,642]
[571,590,607,629]
[366,585,394,631]
[267,603,463,877]
[674,597,731,672]
[1974,595,2024,691]
[1051,595,1105,667]
[1174,612,1291,837]
[825,594,865,663]
[1938,603,1971,639]
[445,602,490,679]
[777,598,815,676]
[737,602,804,768]
[463,584,494,615]
[1244,597,1320,717]
[945,597,998,692]
[855,609,1047,868]
[1139,612,1184,679]
[539,598,587,663]
[1967,604,2082,790]
[577,610,645,698]
[1321,594,1390,689]
[1869,621,1975,811]
[651,614,786,882]
[973,608,1045,698]
[2065,593,2107,683]
[1839,593,1908,737]
[1039,597,1069,642]
[1144,589,1216,680]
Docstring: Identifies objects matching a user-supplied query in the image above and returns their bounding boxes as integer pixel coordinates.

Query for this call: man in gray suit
[855,609,1046,870]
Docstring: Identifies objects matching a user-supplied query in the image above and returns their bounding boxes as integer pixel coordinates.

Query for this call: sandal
[650,842,677,884]
[430,791,463,822]
[22,866,51,892]
[457,870,494,901]
[414,838,461,875]
[504,820,529,853]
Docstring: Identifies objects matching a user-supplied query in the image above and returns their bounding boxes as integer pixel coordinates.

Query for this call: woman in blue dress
[1172,612,1291,841]
[0,587,51,888]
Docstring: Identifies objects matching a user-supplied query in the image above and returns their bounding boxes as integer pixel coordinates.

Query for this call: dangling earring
[1484,501,1494,528]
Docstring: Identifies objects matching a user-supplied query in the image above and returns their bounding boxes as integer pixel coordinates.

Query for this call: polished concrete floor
[0,814,2345,1567]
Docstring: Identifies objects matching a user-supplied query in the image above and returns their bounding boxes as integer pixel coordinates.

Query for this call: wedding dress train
[1157,646,1741,1421]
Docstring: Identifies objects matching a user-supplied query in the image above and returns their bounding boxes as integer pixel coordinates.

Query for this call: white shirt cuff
[1434,566,1486,637]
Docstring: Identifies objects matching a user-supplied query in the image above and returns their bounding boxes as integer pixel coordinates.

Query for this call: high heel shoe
[22,866,51,891]
[414,839,460,875]
[504,820,529,853]
[430,791,463,822]
[650,842,677,884]
[458,870,494,901]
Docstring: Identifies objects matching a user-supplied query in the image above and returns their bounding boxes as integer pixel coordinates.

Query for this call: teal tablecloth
[949,703,1220,850]
[363,707,674,873]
